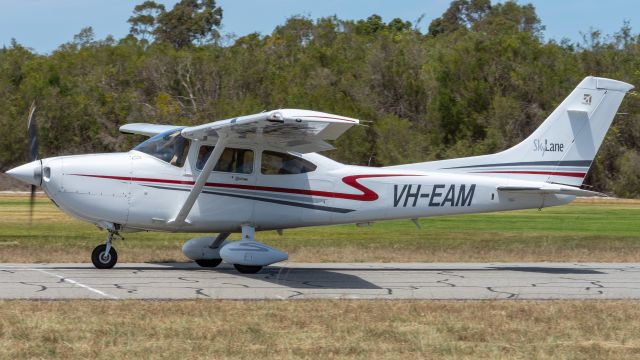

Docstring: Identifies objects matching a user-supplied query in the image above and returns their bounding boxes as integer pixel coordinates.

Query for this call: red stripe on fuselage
[70,173,419,201]
[473,170,586,178]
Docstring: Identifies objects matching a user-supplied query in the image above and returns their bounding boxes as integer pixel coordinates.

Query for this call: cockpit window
[133,129,190,167]
[261,151,317,175]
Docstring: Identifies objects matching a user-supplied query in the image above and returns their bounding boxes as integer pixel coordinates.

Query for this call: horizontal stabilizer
[497,185,606,197]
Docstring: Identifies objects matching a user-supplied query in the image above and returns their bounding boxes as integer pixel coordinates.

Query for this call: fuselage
[36,140,573,233]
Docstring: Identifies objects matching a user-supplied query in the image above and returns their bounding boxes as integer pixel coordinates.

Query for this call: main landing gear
[195,258,222,268]
[233,264,263,274]
[182,233,230,268]
[218,225,289,274]
[183,225,289,274]
[91,230,120,269]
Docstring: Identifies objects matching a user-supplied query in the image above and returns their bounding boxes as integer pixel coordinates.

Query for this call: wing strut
[169,133,228,225]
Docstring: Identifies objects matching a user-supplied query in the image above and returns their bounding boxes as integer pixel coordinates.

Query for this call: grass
[1,300,640,359]
[2,195,640,360]
[1,194,639,263]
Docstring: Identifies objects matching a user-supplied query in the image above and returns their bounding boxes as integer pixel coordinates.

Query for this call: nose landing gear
[91,230,120,269]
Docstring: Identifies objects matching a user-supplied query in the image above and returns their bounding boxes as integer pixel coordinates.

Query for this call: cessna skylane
[5,76,634,273]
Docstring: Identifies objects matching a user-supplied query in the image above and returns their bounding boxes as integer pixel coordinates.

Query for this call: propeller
[27,101,37,224]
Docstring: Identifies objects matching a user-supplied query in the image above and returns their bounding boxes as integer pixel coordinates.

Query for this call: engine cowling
[182,237,229,261]
[219,241,288,266]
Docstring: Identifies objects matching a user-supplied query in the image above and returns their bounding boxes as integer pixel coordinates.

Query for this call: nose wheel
[91,244,118,269]
[91,230,119,269]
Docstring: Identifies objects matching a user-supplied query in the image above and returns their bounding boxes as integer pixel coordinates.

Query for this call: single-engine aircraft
[5,76,634,273]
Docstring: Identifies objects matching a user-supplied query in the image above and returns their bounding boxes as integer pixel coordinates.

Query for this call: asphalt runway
[1,262,640,300]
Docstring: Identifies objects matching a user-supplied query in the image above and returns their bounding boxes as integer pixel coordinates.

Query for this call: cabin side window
[196,146,254,174]
[261,151,317,175]
[133,129,190,167]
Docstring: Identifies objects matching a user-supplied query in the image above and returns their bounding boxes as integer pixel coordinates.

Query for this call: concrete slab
[1,262,639,300]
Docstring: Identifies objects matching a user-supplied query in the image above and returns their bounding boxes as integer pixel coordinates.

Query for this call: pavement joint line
[30,268,119,299]
[2,263,640,300]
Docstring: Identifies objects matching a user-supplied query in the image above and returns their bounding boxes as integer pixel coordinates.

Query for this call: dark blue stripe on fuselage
[142,184,355,214]
[443,160,592,170]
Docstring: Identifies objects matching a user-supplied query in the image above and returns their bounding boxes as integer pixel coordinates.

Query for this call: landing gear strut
[233,225,262,274]
[91,231,119,269]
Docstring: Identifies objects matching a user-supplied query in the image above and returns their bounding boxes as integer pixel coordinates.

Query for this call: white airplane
[5,76,634,273]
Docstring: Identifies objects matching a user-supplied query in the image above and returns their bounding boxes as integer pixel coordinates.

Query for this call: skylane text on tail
[5,76,634,273]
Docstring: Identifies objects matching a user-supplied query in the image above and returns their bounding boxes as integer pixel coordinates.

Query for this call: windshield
[133,129,189,167]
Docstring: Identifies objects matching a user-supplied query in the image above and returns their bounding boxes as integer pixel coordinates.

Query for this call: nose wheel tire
[195,259,222,268]
[91,244,118,269]
[233,264,263,274]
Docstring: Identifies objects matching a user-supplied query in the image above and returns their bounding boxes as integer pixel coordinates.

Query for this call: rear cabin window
[196,146,254,174]
[133,129,190,167]
[261,151,317,175]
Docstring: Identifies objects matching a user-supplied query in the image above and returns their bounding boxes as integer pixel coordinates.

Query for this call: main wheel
[234,264,263,274]
[195,259,222,268]
[91,244,118,269]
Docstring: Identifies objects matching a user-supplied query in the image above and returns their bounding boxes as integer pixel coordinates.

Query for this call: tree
[428,0,491,36]
[155,0,223,48]
[128,1,166,42]
[1,1,639,197]
[73,27,95,47]
[128,0,223,48]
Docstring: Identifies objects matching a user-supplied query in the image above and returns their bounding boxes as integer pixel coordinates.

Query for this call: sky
[0,0,638,53]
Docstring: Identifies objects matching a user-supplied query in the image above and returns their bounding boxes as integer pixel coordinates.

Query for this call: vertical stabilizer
[389,76,634,186]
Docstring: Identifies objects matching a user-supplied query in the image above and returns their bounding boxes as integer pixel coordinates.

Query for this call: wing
[497,185,605,197]
[119,123,182,137]
[180,109,359,153]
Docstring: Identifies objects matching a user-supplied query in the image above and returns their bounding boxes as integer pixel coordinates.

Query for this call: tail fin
[391,76,634,186]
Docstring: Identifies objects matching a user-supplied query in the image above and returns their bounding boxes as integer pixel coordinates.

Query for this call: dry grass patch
[1,300,640,359]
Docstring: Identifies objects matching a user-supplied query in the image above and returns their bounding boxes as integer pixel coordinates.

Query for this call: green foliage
[128,0,222,48]
[373,116,429,165]
[128,1,166,42]
[612,150,640,198]
[1,0,639,197]
[428,0,492,37]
